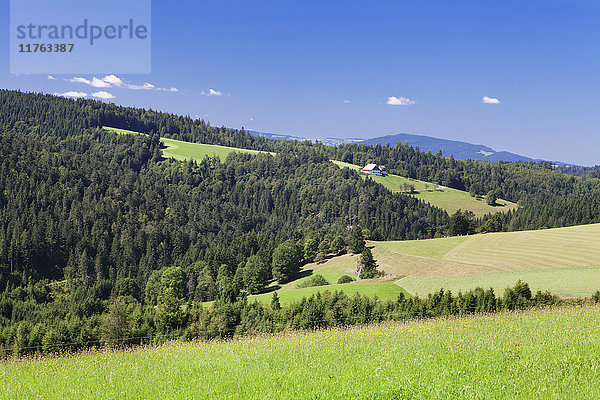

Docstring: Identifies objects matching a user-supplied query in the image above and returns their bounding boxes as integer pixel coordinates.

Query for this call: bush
[296,275,329,288]
[337,275,354,284]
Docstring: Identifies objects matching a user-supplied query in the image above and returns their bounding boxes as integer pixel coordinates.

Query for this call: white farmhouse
[362,163,387,176]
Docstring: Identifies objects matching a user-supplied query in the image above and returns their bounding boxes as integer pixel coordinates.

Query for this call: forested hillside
[2,89,599,232]
[1,89,599,354]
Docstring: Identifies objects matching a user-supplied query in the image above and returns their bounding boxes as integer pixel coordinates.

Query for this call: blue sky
[1,0,599,165]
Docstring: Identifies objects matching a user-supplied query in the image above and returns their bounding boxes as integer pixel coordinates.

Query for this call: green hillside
[4,305,600,399]
[331,160,433,191]
[104,127,272,162]
[248,255,407,305]
[161,137,273,162]
[371,223,600,298]
[411,187,518,217]
[331,160,518,217]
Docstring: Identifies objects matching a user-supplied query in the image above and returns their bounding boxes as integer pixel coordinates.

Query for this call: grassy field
[248,223,600,303]
[103,127,273,162]
[411,187,518,217]
[4,305,600,399]
[248,255,407,305]
[331,160,518,217]
[372,223,600,298]
[331,160,433,191]
[399,266,600,298]
[160,137,273,162]
[103,126,145,136]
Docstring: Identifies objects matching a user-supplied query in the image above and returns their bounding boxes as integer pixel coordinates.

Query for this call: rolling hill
[379,223,600,298]
[264,223,600,302]
[332,160,518,217]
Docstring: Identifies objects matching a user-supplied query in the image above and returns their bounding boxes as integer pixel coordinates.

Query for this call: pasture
[331,160,517,217]
[4,305,600,399]
[103,127,272,162]
[160,137,272,163]
[331,160,432,191]
[411,187,518,217]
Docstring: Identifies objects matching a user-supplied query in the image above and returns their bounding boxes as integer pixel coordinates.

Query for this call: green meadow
[331,160,518,217]
[331,160,432,191]
[103,127,272,162]
[248,256,407,305]
[411,187,518,217]
[160,137,273,162]
[4,305,600,399]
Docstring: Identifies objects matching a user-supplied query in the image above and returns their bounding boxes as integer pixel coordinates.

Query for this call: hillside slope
[373,223,600,297]
[332,160,518,217]
[4,306,600,399]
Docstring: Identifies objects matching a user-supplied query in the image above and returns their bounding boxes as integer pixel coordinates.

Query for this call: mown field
[379,223,600,298]
[331,160,517,217]
[246,223,600,303]
[3,305,600,399]
[399,266,600,298]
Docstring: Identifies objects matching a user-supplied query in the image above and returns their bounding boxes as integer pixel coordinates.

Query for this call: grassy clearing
[411,187,518,217]
[103,126,146,136]
[331,160,432,191]
[4,305,600,399]
[248,255,407,304]
[252,279,406,304]
[372,223,600,298]
[103,126,273,162]
[399,266,600,298]
[161,137,272,162]
[331,160,517,217]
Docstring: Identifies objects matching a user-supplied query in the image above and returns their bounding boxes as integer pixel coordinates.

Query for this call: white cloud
[47,75,56,80]
[64,74,179,93]
[54,91,87,98]
[202,88,222,96]
[101,74,124,86]
[482,96,501,104]
[91,91,116,100]
[125,82,155,90]
[91,77,111,87]
[249,117,254,121]
[68,77,111,88]
[386,96,416,106]
[343,99,351,103]
[157,87,179,92]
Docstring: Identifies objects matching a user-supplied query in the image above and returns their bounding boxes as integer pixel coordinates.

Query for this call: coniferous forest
[1,90,600,355]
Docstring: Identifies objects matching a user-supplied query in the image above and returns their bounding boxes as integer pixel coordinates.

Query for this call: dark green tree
[272,240,302,283]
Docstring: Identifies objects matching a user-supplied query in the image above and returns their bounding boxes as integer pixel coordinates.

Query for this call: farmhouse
[362,163,387,176]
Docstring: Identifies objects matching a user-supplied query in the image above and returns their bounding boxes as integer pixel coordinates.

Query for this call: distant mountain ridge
[249,130,575,165]
[360,133,534,163]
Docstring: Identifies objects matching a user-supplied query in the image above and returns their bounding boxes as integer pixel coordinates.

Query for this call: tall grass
[3,305,600,399]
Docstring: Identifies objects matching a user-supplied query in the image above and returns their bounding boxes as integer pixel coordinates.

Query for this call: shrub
[296,275,329,288]
[337,275,354,284]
